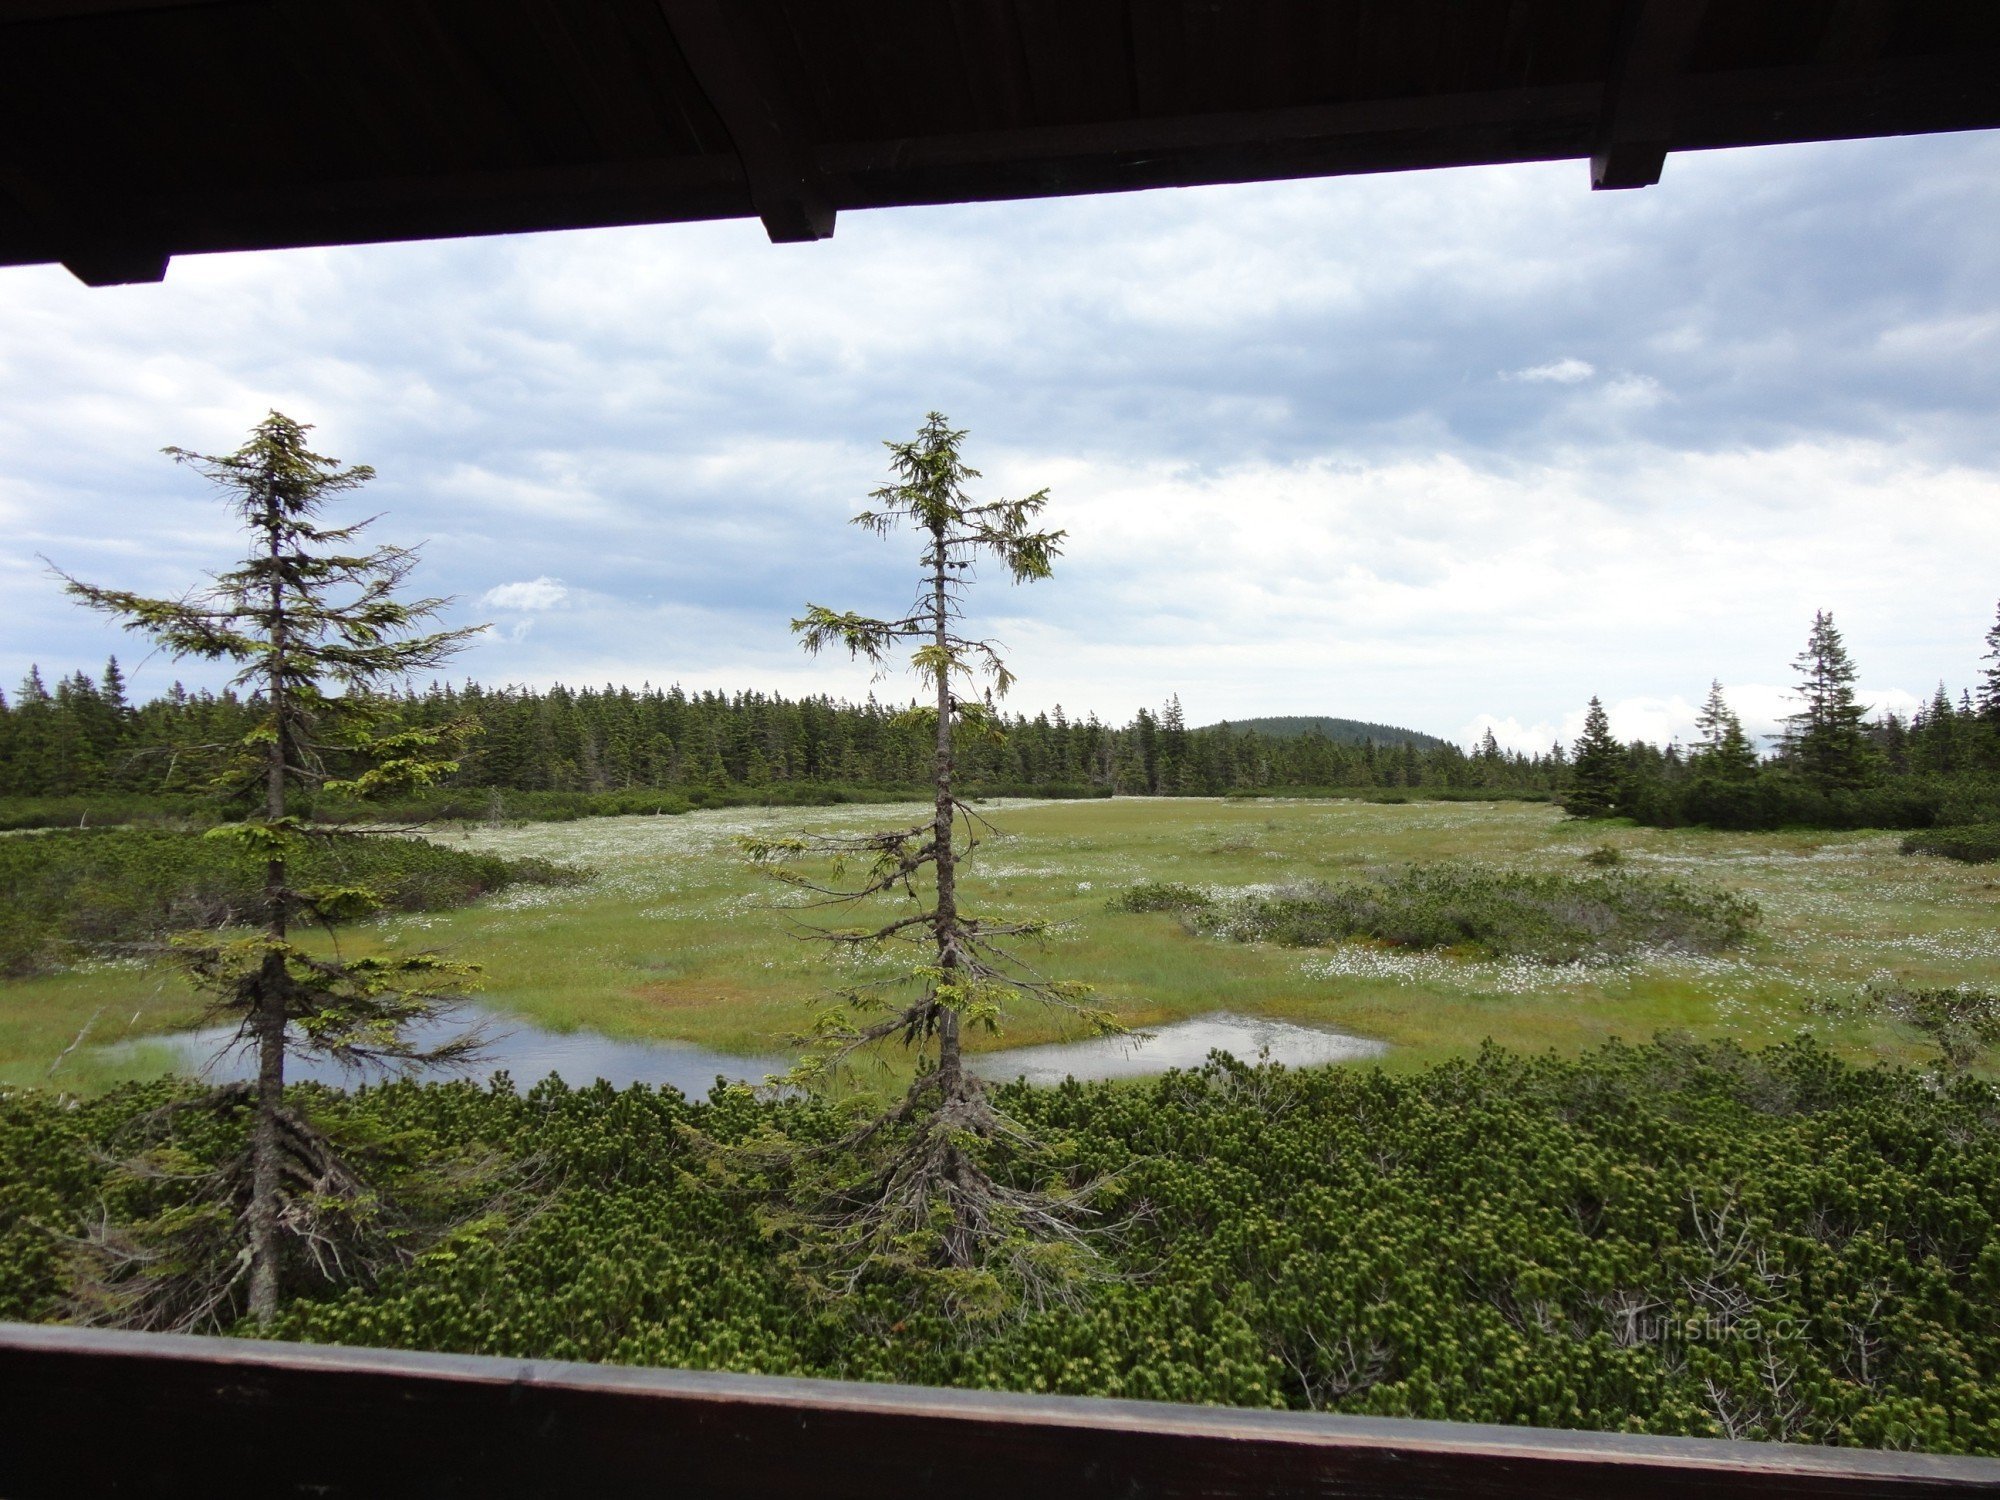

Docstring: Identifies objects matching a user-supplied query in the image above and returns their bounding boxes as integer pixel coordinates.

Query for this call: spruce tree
[9,667,56,795]
[1780,610,1877,791]
[57,411,483,1328]
[749,413,1113,1307]
[1911,683,1965,777]
[1691,680,1758,780]
[1133,705,1160,793]
[1564,696,1625,817]
[1979,600,2000,725]
[1160,693,1190,792]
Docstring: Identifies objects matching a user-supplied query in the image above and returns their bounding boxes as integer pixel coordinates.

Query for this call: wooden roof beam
[1593,0,1710,190]
[0,162,167,286]
[0,1,233,17]
[655,0,834,243]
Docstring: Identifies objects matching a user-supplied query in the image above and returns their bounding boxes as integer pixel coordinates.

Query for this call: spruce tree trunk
[246,521,288,1325]
[928,524,962,1096]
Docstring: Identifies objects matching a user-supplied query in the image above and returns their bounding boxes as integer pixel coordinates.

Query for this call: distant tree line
[1567,606,2000,831]
[0,673,1564,807]
[19,604,1993,831]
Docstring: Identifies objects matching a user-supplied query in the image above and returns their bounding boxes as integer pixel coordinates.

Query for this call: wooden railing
[2,1322,1996,1498]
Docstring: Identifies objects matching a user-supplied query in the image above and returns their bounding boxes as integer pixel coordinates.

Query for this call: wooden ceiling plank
[336,2,528,174]
[1010,0,1135,127]
[1448,1,1530,96]
[1592,0,1709,189]
[278,4,416,177]
[1123,0,1189,118]
[1427,1,1488,100]
[782,0,909,143]
[446,0,604,169]
[735,2,853,144]
[655,0,833,241]
[604,0,737,158]
[518,1,673,159]
[943,0,1035,134]
[1814,0,1893,65]
[854,0,969,139]
[173,3,368,184]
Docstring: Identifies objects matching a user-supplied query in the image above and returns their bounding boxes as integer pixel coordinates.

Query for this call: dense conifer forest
[0,666,1560,812]
[4,604,1997,836]
[1588,609,2000,835]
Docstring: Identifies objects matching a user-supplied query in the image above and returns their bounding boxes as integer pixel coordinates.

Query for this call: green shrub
[0,782,1114,834]
[0,829,586,977]
[1188,864,1758,963]
[1582,846,1624,867]
[1901,823,2000,865]
[1629,773,2000,833]
[0,795,215,831]
[2,1035,1997,1451]
[1106,882,1214,914]
[1221,787,1557,804]
[1864,982,2000,1071]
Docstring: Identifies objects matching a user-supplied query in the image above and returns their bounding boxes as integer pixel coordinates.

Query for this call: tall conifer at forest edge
[747,413,1117,1309]
[1978,600,2000,724]
[1565,696,1625,818]
[1781,610,1877,792]
[55,412,484,1328]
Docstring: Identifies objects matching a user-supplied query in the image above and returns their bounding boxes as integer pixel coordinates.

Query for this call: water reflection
[968,1012,1386,1085]
[102,1003,790,1097]
[106,1007,1384,1094]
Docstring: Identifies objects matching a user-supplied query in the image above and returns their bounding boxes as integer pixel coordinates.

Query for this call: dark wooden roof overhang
[3,0,1998,287]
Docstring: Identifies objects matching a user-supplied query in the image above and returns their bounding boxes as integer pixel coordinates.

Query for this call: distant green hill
[1197,715,1450,751]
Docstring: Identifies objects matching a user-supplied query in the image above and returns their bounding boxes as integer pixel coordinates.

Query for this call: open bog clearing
[11,796,1999,1091]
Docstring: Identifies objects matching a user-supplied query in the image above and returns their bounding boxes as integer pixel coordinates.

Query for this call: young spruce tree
[1780,610,1877,792]
[57,412,483,1329]
[1691,680,1758,781]
[1564,696,1625,817]
[747,413,1116,1310]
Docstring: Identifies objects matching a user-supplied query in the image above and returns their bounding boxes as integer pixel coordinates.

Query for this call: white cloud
[1506,357,1596,384]
[980,435,2000,736]
[1599,373,1666,410]
[1463,681,1931,757]
[481,577,567,611]
[3,131,1999,737]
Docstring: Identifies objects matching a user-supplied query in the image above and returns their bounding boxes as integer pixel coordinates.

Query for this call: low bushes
[0,781,1115,833]
[1901,823,2000,865]
[0,828,584,977]
[0,794,212,831]
[1105,881,1214,914]
[1178,864,1758,963]
[1222,786,1557,804]
[1626,773,2000,833]
[1864,982,2000,1071]
[2,1035,1996,1451]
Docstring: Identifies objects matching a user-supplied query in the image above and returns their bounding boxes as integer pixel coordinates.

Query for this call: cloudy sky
[4,129,1997,753]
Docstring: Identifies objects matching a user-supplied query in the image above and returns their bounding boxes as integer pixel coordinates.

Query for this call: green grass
[6,798,1999,1090]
